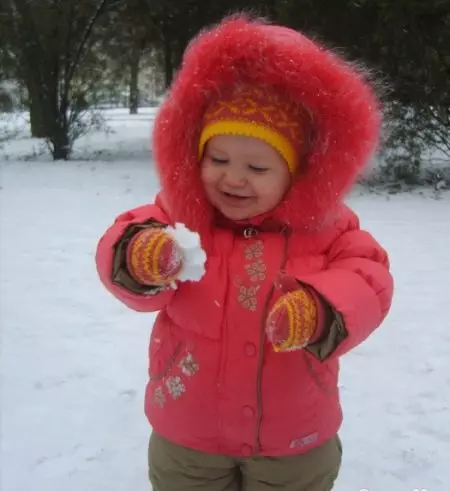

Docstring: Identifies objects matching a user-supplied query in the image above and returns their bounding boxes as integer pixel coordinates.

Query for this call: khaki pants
[148,432,342,491]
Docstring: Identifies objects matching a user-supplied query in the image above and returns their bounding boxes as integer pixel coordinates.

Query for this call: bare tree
[3,0,117,159]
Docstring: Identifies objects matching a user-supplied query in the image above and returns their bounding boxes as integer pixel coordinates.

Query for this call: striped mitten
[126,228,184,286]
[266,276,322,352]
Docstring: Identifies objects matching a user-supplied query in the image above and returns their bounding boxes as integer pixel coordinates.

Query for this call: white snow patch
[1,110,449,491]
[165,223,206,282]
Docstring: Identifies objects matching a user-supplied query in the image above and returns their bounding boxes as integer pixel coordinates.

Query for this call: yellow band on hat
[199,120,297,174]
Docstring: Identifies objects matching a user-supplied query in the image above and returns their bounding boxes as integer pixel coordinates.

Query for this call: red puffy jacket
[96,16,393,457]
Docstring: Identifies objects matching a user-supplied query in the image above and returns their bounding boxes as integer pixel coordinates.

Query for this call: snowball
[165,223,206,282]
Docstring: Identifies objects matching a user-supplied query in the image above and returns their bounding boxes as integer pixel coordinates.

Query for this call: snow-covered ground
[1,110,449,491]
[0,108,156,162]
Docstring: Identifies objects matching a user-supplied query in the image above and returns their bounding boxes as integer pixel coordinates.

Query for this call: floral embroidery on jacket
[166,376,186,399]
[238,236,266,311]
[151,351,200,408]
[179,353,200,376]
[238,285,260,311]
[244,240,264,260]
[245,259,266,282]
[153,386,166,408]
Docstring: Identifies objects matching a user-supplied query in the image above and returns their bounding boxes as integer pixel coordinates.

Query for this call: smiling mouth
[222,191,251,199]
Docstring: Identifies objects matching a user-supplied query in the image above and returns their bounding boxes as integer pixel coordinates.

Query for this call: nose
[222,166,247,187]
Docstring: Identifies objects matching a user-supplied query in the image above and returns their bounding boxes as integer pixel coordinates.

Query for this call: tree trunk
[28,90,51,138]
[50,90,72,160]
[51,118,71,160]
[51,135,71,159]
[129,46,141,114]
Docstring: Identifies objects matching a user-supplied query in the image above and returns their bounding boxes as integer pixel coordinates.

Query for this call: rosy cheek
[201,166,220,190]
[259,180,287,201]
[200,164,213,182]
[253,179,275,195]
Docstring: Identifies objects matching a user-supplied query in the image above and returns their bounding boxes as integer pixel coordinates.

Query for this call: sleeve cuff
[306,309,347,361]
[112,220,167,295]
[301,284,348,361]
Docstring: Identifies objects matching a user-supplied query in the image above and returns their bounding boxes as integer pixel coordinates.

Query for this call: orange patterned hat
[199,87,306,173]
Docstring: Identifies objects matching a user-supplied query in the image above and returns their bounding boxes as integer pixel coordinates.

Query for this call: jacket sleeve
[293,212,394,361]
[95,202,176,312]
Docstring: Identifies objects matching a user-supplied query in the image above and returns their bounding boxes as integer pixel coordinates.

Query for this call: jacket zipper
[254,228,290,454]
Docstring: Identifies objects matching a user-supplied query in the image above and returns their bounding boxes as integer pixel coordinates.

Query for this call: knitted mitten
[126,228,184,286]
[266,275,321,352]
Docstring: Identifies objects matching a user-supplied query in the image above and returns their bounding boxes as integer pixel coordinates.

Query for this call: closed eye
[249,165,269,173]
[211,156,229,164]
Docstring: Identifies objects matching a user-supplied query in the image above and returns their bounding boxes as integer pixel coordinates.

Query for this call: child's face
[201,135,291,221]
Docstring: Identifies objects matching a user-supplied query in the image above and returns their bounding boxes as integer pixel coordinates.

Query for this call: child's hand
[266,275,319,352]
[126,228,184,286]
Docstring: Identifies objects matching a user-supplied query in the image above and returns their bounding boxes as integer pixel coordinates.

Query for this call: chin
[219,207,254,221]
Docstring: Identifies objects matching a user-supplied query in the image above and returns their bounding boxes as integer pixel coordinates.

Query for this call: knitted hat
[198,87,306,174]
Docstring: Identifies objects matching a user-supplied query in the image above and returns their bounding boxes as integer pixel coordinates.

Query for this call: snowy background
[1,109,449,491]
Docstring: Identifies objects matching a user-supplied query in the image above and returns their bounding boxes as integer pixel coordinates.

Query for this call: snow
[0,108,157,162]
[1,110,449,491]
[166,223,206,282]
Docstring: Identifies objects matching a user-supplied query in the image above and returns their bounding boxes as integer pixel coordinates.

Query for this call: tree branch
[65,0,111,89]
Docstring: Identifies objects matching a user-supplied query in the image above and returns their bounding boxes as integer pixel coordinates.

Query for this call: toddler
[96,14,394,491]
